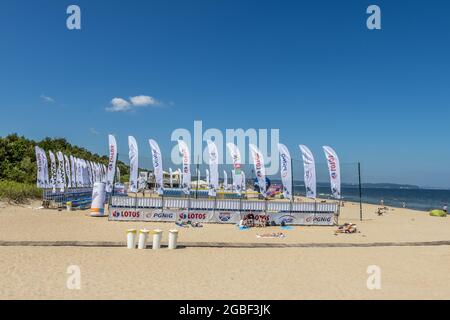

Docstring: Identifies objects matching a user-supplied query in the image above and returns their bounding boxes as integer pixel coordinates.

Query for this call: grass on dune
[0,180,41,204]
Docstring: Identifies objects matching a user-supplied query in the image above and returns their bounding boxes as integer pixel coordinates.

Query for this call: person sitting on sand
[247,213,255,227]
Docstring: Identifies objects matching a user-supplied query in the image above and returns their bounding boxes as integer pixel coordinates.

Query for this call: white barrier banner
[109,207,335,225]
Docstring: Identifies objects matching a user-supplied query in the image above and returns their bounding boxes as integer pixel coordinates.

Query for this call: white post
[168,229,179,249]
[152,229,163,250]
[126,229,137,249]
[137,229,149,249]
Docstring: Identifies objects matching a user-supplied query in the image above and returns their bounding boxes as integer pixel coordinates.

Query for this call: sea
[292,185,450,212]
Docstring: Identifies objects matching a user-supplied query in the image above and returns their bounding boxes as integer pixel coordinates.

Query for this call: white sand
[0,200,448,299]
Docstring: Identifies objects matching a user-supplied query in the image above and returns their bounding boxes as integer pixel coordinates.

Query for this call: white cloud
[40,94,55,103]
[129,95,159,107]
[90,128,99,135]
[106,95,163,112]
[106,97,131,112]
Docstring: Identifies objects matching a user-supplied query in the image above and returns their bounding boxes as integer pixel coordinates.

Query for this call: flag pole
[358,162,363,221]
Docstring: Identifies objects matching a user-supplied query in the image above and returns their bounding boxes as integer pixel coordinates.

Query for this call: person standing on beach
[380,199,384,207]
[443,204,448,213]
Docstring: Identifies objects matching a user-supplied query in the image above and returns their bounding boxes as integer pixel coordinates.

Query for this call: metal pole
[358,162,363,221]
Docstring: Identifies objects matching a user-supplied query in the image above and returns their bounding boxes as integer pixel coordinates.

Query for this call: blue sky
[1,0,450,188]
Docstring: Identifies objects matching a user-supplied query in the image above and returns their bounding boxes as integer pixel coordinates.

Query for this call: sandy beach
[0,200,449,299]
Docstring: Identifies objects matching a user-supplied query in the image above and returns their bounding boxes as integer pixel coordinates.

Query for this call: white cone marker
[126,229,137,249]
[168,229,179,250]
[152,229,163,250]
[138,229,150,249]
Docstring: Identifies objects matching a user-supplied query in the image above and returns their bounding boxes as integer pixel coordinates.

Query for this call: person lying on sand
[256,232,285,239]
[335,223,357,234]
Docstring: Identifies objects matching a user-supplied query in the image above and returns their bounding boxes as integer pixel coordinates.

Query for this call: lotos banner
[323,146,341,199]
[249,144,267,197]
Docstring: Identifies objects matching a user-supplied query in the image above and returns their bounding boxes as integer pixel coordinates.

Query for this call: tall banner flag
[34,146,45,188]
[93,162,99,182]
[206,140,219,196]
[64,154,72,188]
[226,143,243,194]
[277,143,292,199]
[70,155,76,188]
[177,140,191,194]
[89,161,95,185]
[49,151,57,192]
[169,168,173,187]
[323,146,341,199]
[106,134,117,193]
[80,159,86,187]
[42,149,49,188]
[206,169,210,186]
[56,151,66,191]
[249,144,267,197]
[102,164,107,183]
[149,139,164,195]
[128,136,139,193]
[76,158,83,187]
[299,145,316,199]
[223,170,229,190]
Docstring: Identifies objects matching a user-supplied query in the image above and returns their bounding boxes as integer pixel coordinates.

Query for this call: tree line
[0,134,130,185]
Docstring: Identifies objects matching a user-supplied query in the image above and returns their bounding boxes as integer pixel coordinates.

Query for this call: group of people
[239,213,269,228]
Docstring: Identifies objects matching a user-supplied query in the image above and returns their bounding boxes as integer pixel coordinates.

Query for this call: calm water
[293,185,450,212]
